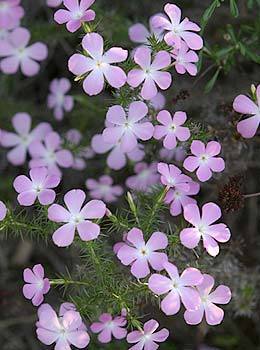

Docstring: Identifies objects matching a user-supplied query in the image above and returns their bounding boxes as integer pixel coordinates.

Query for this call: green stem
[145,186,169,232]
[50,279,89,287]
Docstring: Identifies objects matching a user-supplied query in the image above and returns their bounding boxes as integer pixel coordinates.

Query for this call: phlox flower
[90,313,127,343]
[154,110,190,149]
[23,264,50,306]
[233,84,260,138]
[128,47,172,100]
[65,129,87,170]
[103,101,154,153]
[54,0,95,32]
[184,274,231,325]
[180,202,231,256]
[47,0,63,8]
[126,162,160,192]
[0,0,24,30]
[148,261,203,316]
[183,140,225,182]
[171,42,199,76]
[165,180,200,216]
[150,92,166,111]
[0,27,48,76]
[127,319,169,350]
[68,32,128,95]
[157,162,191,191]
[47,78,74,121]
[0,200,7,221]
[0,112,51,165]
[159,145,186,162]
[152,3,203,50]
[48,189,106,247]
[13,167,60,206]
[117,227,168,279]
[86,175,123,203]
[36,303,90,349]
[29,131,73,177]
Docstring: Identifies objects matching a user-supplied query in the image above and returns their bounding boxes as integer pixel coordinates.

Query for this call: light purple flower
[0,27,48,76]
[158,162,191,191]
[86,175,123,203]
[171,42,199,76]
[233,85,260,138]
[154,110,190,149]
[103,101,154,153]
[65,129,87,170]
[36,303,90,349]
[47,0,63,7]
[0,113,51,165]
[129,14,164,46]
[0,200,7,221]
[152,3,203,50]
[126,162,160,192]
[117,227,168,279]
[184,274,232,325]
[180,202,231,256]
[92,132,145,170]
[128,47,172,100]
[23,264,50,306]
[54,0,95,32]
[150,92,166,111]
[47,78,74,121]
[159,145,186,162]
[149,261,203,316]
[165,180,200,216]
[127,319,169,350]
[90,313,127,343]
[29,131,73,177]
[13,167,60,206]
[69,32,128,95]
[0,0,24,30]
[183,140,225,182]
[48,189,106,247]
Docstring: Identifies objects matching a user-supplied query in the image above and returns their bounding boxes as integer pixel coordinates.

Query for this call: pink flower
[92,132,144,170]
[128,47,172,100]
[159,145,186,162]
[150,92,166,111]
[90,313,127,343]
[0,27,48,76]
[54,0,95,32]
[184,274,231,325]
[13,167,60,206]
[126,162,160,192]
[183,140,225,182]
[152,3,203,50]
[149,261,203,315]
[47,0,63,8]
[36,303,90,349]
[0,200,7,221]
[86,175,123,203]
[0,113,51,165]
[103,101,154,153]
[157,162,191,191]
[0,0,24,30]
[165,180,200,216]
[180,202,231,256]
[129,15,164,46]
[154,110,190,149]
[65,129,87,170]
[233,85,260,138]
[48,189,106,247]
[29,131,73,177]
[47,78,74,121]
[127,319,169,350]
[69,32,128,95]
[171,42,199,76]
[23,264,50,306]
[117,227,168,279]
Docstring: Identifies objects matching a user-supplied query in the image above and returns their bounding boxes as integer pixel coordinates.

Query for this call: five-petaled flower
[23,264,50,306]
[68,32,128,96]
[13,167,60,206]
[149,261,203,315]
[180,202,231,256]
[90,313,127,343]
[48,189,106,247]
[86,175,123,203]
[183,140,225,182]
[128,47,172,100]
[171,42,199,76]
[158,162,191,191]
[184,274,231,326]
[117,227,168,279]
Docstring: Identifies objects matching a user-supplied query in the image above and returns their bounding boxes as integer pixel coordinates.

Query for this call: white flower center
[197,224,207,234]
[0,2,8,11]
[71,214,83,225]
[73,10,83,20]
[33,185,43,193]
[17,47,28,59]
[199,154,209,163]
[46,151,56,163]
[56,92,64,105]
[168,123,177,132]
[20,134,31,146]
[139,246,149,257]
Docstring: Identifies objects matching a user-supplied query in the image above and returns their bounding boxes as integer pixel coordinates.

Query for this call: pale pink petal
[233,95,258,114]
[82,32,104,59]
[83,69,104,95]
[77,220,100,241]
[205,302,224,325]
[52,223,76,247]
[180,227,201,249]
[161,289,181,315]
[148,274,172,295]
